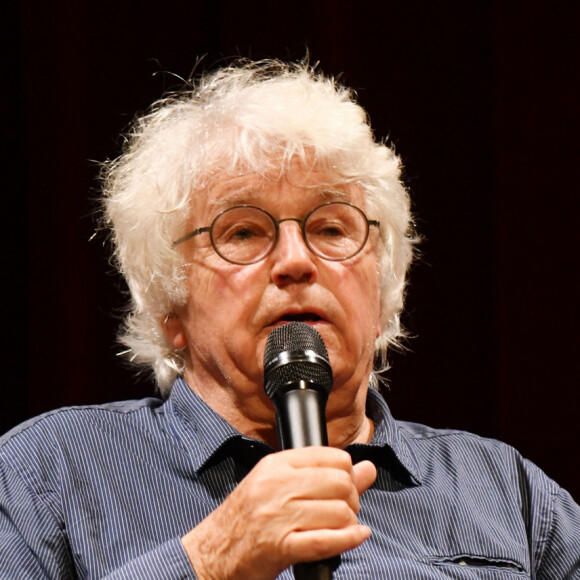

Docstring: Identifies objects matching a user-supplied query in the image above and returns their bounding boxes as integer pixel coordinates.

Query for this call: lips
[277,312,323,323]
[269,307,328,327]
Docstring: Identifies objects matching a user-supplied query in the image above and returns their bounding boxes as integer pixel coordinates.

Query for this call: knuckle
[333,448,353,469]
[306,535,331,559]
[330,469,354,495]
[335,501,357,526]
[258,452,277,469]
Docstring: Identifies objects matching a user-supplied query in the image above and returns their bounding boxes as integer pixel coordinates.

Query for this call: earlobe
[161,314,188,349]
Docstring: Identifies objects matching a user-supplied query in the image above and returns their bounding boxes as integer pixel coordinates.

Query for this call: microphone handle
[274,384,339,580]
[275,385,328,449]
[293,560,338,580]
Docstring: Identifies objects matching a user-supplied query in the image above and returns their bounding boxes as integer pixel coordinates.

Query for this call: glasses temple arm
[172,226,211,248]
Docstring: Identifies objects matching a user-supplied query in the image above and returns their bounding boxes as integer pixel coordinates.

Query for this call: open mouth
[277,312,323,324]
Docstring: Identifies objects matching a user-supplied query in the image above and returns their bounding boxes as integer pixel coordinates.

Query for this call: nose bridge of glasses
[276,216,305,230]
[273,216,311,251]
[276,218,304,229]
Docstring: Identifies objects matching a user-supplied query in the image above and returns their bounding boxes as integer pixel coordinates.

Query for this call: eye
[220,222,270,243]
[230,225,259,240]
[308,218,349,238]
[321,225,346,237]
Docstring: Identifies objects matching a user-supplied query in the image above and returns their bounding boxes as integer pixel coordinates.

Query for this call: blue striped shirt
[1,376,578,579]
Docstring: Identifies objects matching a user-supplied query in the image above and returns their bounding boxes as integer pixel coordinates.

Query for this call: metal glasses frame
[172,201,380,265]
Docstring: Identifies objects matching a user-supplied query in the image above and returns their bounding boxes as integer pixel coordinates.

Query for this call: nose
[270,220,318,286]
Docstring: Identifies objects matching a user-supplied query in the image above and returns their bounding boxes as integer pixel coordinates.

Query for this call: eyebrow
[208,187,351,213]
[209,189,264,212]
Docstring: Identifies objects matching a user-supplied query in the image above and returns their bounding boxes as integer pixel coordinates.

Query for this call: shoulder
[399,419,533,469]
[397,419,563,508]
[2,396,163,440]
[399,418,524,460]
[0,398,165,476]
[392,421,580,572]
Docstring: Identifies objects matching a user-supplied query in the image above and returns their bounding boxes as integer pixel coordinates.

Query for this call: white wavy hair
[103,59,416,396]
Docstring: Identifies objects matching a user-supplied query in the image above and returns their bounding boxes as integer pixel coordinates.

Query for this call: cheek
[184,264,265,330]
[346,261,380,319]
[323,265,380,357]
[348,270,381,351]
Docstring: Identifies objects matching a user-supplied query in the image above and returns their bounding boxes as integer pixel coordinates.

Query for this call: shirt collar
[166,376,422,484]
[359,388,423,485]
[165,376,269,473]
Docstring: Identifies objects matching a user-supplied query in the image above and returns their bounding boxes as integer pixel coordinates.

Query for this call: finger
[285,525,372,563]
[286,499,360,531]
[353,460,377,496]
[287,466,359,508]
[279,446,353,471]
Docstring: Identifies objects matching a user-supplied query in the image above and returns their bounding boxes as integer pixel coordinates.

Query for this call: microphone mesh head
[264,322,333,399]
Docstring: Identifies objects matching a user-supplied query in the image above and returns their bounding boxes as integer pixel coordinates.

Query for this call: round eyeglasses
[173,201,380,265]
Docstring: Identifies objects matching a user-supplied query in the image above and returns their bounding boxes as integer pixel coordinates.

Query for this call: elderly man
[1,60,578,579]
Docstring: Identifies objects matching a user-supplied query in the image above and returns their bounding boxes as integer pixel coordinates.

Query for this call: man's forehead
[200,169,355,213]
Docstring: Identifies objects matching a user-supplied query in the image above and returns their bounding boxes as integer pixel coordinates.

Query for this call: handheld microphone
[264,321,339,580]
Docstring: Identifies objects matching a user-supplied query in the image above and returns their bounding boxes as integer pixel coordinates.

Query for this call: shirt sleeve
[0,458,74,579]
[102,538,198,580]
[536,485,580,579]
[0,457,198,580]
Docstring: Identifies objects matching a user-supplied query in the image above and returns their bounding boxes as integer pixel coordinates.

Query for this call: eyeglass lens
[210,203,369,264]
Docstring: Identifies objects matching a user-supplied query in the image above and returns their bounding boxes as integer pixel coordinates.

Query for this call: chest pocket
[430,555,529,579]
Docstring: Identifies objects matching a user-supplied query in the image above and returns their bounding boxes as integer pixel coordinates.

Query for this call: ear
[161,314,188,349]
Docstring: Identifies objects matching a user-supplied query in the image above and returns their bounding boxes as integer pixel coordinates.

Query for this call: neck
[183,369,373,450]
[325,383,374,447]
[327,413,374,448]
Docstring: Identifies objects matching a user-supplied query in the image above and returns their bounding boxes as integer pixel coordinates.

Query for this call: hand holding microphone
[263,321,336,578]
[263,322,374,579]
[181,322,375,580]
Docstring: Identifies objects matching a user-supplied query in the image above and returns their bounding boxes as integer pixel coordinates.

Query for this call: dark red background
[2,2,578,499]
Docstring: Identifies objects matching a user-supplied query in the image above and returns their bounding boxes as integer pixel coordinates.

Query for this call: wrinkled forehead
[191,157,366,217]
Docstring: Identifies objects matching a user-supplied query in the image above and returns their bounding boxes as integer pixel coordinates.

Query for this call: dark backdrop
[2,1,578,499]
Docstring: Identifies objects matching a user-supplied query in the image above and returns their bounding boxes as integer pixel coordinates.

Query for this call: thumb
[353,460,377,496]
